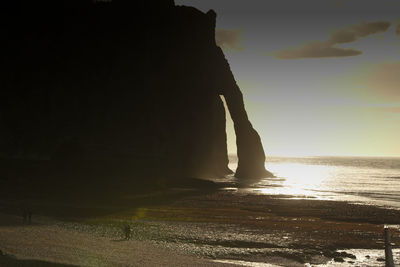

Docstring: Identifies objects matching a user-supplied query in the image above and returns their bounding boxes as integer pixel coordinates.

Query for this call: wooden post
[384,227,395,267]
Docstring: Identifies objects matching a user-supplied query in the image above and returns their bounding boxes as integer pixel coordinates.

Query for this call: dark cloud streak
[328,21,391,44]
[215,29,243,51]
[396,21,400,36]
[276,21,391,59]
[276,41,361,59]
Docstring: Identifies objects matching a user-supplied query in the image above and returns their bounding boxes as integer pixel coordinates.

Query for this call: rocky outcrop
[1,0,271,179]
[214,47,273,178]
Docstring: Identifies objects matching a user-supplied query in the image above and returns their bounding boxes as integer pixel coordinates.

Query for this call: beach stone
[339,251,356,259]
[334,257,344,262]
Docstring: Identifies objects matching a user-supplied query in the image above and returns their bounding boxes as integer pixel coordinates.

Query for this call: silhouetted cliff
[1,0,271,179]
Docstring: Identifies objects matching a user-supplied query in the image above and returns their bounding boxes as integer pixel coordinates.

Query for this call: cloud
[328,21,391,44]
[215,29,243,51]
[275,41,361,59]
[381,106,400,113]
[367,62,400,99]
[276,21,391,59]
[371,105,400,114]
[396,21,400,36]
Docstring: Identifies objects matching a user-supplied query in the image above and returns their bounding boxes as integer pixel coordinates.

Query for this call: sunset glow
[179,0,400,157]
[3,2,400,267]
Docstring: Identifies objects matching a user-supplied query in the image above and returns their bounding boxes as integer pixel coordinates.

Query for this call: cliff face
[1,0,271,178]
[213,48,273,179]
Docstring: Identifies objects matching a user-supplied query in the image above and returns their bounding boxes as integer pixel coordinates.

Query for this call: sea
[227,156,400,210]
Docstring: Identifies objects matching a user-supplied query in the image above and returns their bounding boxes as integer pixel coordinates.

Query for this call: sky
[176,0,400,157]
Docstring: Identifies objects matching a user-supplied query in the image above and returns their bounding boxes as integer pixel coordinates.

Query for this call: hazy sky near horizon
[176,0,400,157]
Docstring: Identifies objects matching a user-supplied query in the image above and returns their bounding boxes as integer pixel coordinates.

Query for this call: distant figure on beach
[123,224,131,240]
[22,210,32,224]
[28,211,32,223]
[22,211,27,223]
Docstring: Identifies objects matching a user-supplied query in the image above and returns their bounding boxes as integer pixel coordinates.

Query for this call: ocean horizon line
[228,153,400,159]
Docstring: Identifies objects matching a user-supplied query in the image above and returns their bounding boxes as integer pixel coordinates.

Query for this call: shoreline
[1,189,400,266]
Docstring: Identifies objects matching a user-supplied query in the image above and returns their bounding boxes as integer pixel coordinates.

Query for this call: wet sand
[1,189,400,266]
[0,212,230,266]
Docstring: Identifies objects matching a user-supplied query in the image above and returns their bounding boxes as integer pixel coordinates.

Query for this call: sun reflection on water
[227,157,400,207]
[254,162,339,199]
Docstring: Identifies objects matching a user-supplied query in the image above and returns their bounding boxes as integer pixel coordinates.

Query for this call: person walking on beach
[22,211,27,224]
[123,224,131,240]
[28,211,32,224]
